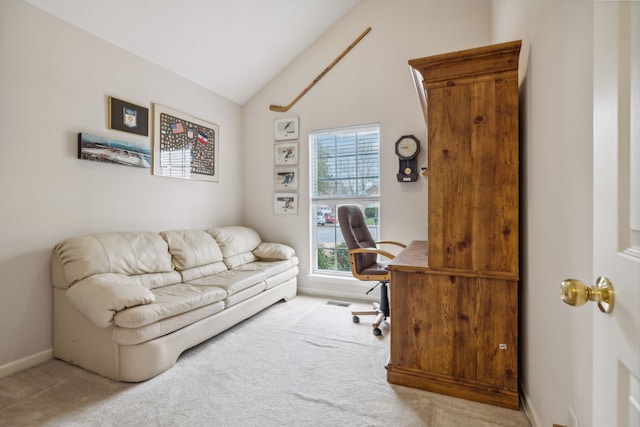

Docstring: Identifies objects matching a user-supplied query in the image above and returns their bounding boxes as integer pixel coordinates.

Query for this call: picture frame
[274,142,298,165]
[152,104,219,182]
[274,192,298,215]
[108,97,149,136]
[274,117,299,141]
[78,132,151,168]
[274,167,298,191]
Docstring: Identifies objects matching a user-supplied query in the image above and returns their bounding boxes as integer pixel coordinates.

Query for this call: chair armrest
[376,240,407,248]
[349,247,397,260]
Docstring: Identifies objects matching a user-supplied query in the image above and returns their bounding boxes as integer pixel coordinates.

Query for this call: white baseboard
[520,387,541,427]
[298,286,378,303]
[0,349,53,380]
[300,274,381,303]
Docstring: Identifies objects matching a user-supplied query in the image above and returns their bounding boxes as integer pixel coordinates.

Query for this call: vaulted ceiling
[24,0,360,104]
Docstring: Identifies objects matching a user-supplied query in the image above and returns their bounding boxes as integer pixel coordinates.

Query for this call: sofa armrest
[66,273,155,328]
[252,242,296,260]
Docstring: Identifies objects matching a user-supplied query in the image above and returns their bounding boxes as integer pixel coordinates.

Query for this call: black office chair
[337,205,406,336]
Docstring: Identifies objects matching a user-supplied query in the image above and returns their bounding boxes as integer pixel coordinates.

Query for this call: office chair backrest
[338,205,377,274]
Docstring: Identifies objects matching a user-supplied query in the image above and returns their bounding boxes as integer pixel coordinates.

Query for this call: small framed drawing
[109,96,149,136]
[274,167,298,191]
[274,142,298,165]
[274,117,298,141]
[274,193,298,215]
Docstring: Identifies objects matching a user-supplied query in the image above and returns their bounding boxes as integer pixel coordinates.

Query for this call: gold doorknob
[560,277,614,313]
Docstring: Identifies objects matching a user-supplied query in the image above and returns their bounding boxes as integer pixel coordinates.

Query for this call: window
[310,124,380,275]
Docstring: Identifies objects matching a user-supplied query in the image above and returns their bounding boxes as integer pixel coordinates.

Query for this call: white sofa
[51,226,298,382]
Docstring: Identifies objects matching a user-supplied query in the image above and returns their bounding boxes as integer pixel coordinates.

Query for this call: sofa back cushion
[208,226,261,268]
[161,229,228,281]
[161,230,224,269]
[53,232,176,287]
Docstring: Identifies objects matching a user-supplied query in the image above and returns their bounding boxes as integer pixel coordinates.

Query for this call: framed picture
[274,142,298,165]
[274,167,298,191]
[78,132,151,168]
[274,117,299,141]
[108,97,149,136]
[274,193,298,215]
[152,104,219,182]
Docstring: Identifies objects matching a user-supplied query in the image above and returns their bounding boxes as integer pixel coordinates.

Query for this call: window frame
[309,124,381,276]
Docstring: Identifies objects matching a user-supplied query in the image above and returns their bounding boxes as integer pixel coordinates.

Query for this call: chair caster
[373,327,382,336]
[352,315,360,324]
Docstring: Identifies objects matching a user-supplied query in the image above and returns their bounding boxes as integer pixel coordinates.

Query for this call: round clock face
[396,136,419,159]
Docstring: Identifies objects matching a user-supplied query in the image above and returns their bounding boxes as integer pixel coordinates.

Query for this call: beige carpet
[0,296,531,426]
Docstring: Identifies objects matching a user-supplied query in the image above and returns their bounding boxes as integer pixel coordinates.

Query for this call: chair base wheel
[373,327,382,336]
[352,315,360,324]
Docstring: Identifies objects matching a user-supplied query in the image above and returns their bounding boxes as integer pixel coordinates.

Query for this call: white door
[593,2,640,426]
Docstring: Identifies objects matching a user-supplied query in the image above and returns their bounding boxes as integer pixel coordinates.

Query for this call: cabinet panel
[427,78,518,273]
[389,272,518,390]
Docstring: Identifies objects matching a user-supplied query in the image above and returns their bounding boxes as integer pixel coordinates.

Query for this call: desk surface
[387,240,428,272]
[387,240,518,280]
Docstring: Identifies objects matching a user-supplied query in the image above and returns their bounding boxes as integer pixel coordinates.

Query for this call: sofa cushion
[161,230,224,270]
[224,283,267,307]
[113,283,227,328]
[232,258,299,277]
[113,301,226,345]
[66,273,156,328]
[253,242,295,260]
[179,261,228,283]
[54,232,174,286]
[264,266,300,290]
[186,269,268,297]
[223,252,259,269]
[208,226,261,268]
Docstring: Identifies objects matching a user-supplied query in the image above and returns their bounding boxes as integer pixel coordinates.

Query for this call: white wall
[0,0,244,371]
[243,0,492,298]
[0,2,601,425]
[492,1,594,426]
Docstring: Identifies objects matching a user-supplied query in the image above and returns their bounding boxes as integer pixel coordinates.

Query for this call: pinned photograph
[274,117,299,141]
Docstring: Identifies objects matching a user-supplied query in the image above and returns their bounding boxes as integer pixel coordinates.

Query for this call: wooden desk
[386,240,519,410]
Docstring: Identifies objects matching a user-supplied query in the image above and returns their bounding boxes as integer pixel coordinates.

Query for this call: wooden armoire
[386,40,522,410]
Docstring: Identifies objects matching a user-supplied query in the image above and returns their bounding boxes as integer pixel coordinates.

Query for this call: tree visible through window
[310,124,380,274]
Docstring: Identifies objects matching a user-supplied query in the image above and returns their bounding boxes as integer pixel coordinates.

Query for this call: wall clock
[395,135,420,182]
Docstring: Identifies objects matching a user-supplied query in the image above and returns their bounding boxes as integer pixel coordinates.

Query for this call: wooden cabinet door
[426,77,519,274]
[389,271,519,408]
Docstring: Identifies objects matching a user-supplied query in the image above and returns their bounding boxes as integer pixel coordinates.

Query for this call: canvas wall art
[78,132,151,168]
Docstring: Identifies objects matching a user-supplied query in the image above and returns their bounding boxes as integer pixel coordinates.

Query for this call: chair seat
[359,265,389,276]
